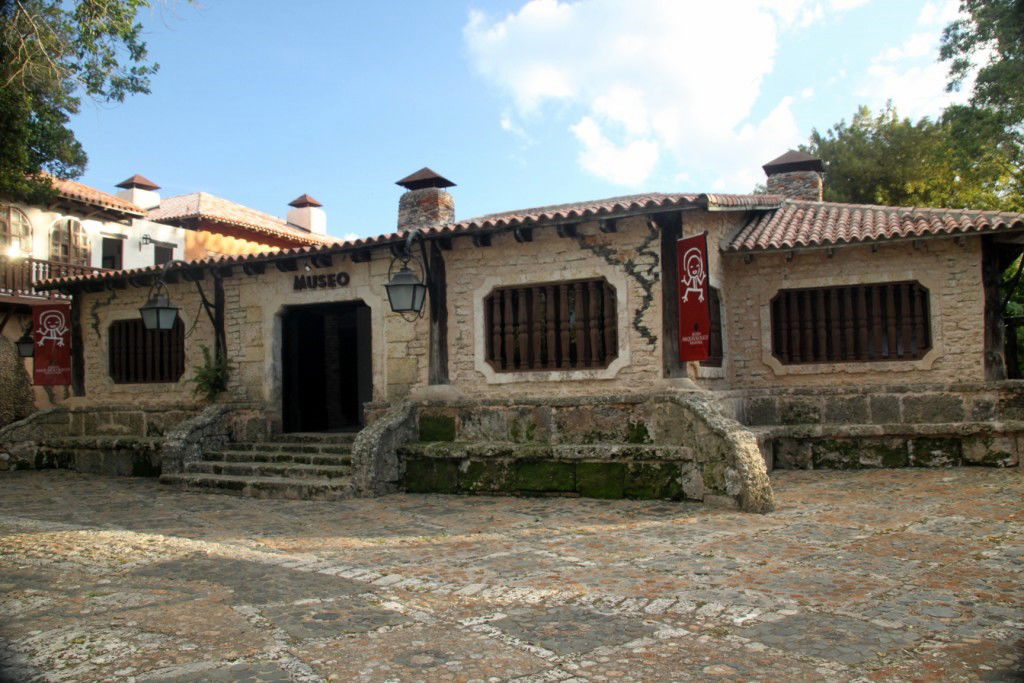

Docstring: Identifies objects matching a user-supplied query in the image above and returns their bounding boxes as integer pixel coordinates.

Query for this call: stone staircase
[159,432,358,500]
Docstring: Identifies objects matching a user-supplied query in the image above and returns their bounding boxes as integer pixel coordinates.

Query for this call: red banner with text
[677,233,711,362]
[32,303,72,385]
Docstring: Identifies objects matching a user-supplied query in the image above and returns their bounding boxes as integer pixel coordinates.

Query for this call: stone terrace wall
[716,382,1024,470]
[381,393,774,513]
[720,237,985,388]
[0,403,203,473]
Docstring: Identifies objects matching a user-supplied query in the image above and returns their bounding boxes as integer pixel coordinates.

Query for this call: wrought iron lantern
[385,263,427,315]
[139,283,179,331]
[385,229,430,320]
[15,327,34,357]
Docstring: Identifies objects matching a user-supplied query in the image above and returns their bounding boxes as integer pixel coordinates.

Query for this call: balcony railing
[0,256,104,301]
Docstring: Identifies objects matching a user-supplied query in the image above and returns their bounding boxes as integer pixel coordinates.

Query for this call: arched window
[1,205,32,253]
[50,217,90,266]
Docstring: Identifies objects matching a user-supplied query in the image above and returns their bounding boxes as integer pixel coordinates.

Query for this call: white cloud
[342,232,360,242]
[464,0,862,189]
[856,2,972,119]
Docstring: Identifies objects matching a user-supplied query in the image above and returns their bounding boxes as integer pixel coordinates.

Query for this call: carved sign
[294,272,351,291]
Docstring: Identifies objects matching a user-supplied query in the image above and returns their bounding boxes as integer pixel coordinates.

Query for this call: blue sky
[72,0,969,240]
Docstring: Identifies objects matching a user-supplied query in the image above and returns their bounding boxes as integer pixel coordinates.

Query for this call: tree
[803,103,1022,211]
[941,0,1024,129]
[0,0,159,203]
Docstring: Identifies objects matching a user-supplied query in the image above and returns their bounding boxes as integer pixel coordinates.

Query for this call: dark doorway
[281,301,372,432]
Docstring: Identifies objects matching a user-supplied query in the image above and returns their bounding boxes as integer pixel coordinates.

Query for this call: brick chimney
[396,167,455,233]
[763,151,824,202]
[287,194,326,234]
[115,174,161,210]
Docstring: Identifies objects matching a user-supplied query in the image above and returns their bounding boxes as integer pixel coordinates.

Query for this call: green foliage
[189,345,230,402]
[0,0,163,202]
[940,0,1024,128]
[803,103,1022,211]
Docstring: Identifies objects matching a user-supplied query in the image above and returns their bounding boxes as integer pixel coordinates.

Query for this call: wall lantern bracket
[139,259,226,361]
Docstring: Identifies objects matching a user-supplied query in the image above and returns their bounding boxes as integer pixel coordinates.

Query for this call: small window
[771,281,931,364]
[50,217,89,266]
[153,245,173,266]
[101,237,123,269]
[701,287,723,368]
[108,317,185,383]
[0,205,32,253]
[484,278,618,371]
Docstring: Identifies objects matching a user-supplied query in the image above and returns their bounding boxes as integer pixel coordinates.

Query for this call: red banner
[677,233,711,362]
[32,303,72,385]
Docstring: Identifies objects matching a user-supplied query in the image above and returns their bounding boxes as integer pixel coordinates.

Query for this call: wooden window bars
[484,278,618,372]
[108,317,185,383]
[770,281,931,364]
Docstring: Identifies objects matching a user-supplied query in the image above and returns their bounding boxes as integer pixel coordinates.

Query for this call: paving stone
[0,468,1021,680]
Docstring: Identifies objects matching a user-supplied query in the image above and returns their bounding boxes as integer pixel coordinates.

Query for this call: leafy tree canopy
[0,0,158,204]
[941,0,1024,128]
[802,102,1022,211]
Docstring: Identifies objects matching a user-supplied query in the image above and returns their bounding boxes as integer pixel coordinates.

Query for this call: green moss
[419,414,456,442]
[811,440,861,470]
[513,460,575,492]
[575,461,625,499]
[405,456,459,493]
[459,459,512,493]
[879,443,909,468]
[624,462,682,500]
[509,418,538,443]
[626,421,652,444]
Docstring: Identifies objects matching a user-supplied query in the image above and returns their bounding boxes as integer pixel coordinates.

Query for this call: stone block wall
[720,237,986,388]
[387,394,774,512]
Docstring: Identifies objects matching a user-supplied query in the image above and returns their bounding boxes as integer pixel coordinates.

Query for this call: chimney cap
[396,167,455,191]
[288,193,323,208]
[116,174,160,191]
[763,150,824,175]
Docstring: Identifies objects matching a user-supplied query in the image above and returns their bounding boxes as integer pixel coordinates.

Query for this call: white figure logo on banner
[680,247,706,303]
[36,309,68,348]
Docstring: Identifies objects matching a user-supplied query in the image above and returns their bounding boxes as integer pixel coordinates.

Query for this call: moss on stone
[513,460,574,492]
[459,459,512,492]
[626,421,652,444]
[404,456,459,493]
[624,462,682,500]
[811,440,861,470]
[575,461,625,499]
[419,415,456,442]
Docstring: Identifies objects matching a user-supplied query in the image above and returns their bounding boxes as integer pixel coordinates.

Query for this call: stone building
[2,154,1022,512]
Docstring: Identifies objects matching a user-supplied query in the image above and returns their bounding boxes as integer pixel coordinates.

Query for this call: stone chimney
[115,174,161,210]
[287,194,326,234]
[763,150,824,202]
[396,167,455,233]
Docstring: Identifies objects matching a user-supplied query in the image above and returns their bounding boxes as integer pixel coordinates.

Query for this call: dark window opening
[101,237,123,270]
[108,317,185,383]
[484,278,618,372]
[701,287,723,368]
[154,245,173,266]
[771,281,931,364]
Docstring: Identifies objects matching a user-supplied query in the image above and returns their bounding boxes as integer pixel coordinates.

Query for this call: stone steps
[159,472,354,500]
[206,450,353,466]
[158,431,361,500]
[187,460,353,479]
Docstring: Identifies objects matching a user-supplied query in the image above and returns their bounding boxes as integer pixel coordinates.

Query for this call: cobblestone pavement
[1,468,1022,682]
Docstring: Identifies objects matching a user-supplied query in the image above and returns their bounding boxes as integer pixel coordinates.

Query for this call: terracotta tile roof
[48,176,145,217]
[726,199,1024,252]
[147,192,338,246]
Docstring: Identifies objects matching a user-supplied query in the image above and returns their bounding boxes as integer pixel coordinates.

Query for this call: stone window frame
[758,269,945,377]
[473,266,632,385]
